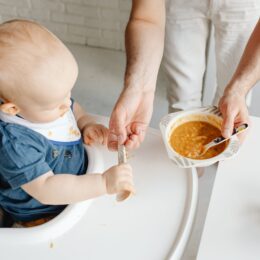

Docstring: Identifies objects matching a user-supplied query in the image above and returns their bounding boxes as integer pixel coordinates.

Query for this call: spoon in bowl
[198,123,248,157]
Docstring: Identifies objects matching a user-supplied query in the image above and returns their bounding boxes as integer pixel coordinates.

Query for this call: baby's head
[0,19,78,123]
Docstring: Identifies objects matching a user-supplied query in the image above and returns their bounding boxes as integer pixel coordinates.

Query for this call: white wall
[0,0,131,50]
[0,0,259,116]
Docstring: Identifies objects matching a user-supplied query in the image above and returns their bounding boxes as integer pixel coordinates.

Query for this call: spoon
[198,123,248,157]
[116,144,133,202]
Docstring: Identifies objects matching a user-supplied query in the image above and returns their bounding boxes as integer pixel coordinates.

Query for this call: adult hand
[108,88,154,150]
[218,89,249,143]
[218,20,260,143]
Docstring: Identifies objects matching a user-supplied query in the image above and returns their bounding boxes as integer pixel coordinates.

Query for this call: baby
[0,19,134,227]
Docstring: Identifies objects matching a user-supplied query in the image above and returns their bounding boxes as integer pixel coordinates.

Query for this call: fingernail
[135,127,141,135]
[109,133,117,142]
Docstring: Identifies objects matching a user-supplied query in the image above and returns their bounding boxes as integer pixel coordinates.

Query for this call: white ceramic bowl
[159,106,240,168]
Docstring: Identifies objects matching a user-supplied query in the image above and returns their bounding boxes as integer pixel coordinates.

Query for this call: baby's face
[24,93,71,123]
[18,90,73,123]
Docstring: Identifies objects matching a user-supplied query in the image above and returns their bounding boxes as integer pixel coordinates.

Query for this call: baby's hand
[102,163,135,195]
[83,123,109,146]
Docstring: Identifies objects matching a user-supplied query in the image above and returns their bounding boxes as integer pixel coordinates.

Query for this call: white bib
[0,109,81,143]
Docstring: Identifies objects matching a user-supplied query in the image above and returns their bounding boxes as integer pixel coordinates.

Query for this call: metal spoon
[198,123,248,157]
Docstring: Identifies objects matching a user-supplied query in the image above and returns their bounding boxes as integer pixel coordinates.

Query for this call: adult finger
[234,111,250,144]
[221,108,237,138]
[108,108,127,150]
[125,134,140,150]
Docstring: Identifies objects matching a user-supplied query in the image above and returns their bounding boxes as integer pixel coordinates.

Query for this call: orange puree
[169,121,228,159]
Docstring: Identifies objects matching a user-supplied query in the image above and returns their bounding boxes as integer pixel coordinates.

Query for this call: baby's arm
[73,101,96,131]
[21,164,134,205]
[73,102,109,145]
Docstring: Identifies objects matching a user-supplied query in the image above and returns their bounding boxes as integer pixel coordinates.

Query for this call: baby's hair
[0,19,76,103]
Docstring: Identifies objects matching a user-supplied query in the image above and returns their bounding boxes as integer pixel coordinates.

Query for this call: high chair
[0,116,198,260]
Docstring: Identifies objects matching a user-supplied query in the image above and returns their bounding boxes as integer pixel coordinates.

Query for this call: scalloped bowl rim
[159,107,240,168]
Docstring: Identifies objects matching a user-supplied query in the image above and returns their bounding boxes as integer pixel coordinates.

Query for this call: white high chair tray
[0,116,198,260]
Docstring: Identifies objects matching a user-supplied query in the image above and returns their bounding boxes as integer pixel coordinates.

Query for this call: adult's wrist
[123,79,156,95]
[124,68,157,93]
[224,80,247,98]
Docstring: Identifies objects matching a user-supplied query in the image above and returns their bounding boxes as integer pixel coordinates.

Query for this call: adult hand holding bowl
[160,106,241,168]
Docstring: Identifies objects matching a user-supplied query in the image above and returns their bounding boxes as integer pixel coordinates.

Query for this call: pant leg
[163,0,211,112]
[212,0,260,106]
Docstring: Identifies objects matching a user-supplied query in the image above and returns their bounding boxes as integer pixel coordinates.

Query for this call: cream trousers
[162,0,260,112]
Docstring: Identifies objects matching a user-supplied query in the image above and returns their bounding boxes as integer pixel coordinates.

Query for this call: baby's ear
[0,102,20,115]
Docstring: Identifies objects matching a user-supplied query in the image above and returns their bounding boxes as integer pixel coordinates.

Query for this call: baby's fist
[102,163,134,195]
[83,124,109,146]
